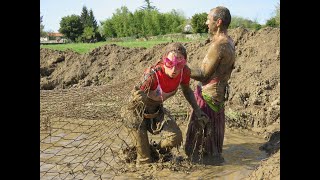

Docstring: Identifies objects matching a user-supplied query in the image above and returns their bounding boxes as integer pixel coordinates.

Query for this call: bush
[191,13,208,33]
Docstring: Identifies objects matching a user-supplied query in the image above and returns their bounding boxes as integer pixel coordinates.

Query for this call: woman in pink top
[123,43,208,166]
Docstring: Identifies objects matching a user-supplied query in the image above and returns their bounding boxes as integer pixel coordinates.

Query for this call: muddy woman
[185,6,236,165]
[122,42,208,166]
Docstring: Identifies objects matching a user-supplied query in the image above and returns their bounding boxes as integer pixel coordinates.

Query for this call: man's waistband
[203,77,219,86]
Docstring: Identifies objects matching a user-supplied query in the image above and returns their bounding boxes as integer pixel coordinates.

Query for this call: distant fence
[40,40,67,45]
[106,33,209,42]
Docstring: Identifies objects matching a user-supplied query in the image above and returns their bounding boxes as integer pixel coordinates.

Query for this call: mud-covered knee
[127,119,148,132]
[121,105,145,129]
[172,130,183,147]
[164,130,183,148]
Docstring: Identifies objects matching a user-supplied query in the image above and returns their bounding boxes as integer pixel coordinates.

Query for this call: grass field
[40,38,205,54]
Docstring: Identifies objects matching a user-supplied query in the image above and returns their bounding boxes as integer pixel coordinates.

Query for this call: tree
[275,2,280,26]
[59,15,84,42]
[100,19,117,38]
[40,14,47,37]
[169,9,186,33]
[88,10,98,30]
[99,5,186,38]
[191,12,208,33]
[82,26,95,42]
[265,17,277,27]
[229,16,261,30]
[132,10,147,38]
[140,0,158,11]
[111,6,132,37]
[80,6,89,27]
[80,6,101,42]
[264,2,280,28]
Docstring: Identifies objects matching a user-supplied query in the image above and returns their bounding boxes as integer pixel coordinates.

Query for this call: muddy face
[206,9,218,35]
[163,52,185,78]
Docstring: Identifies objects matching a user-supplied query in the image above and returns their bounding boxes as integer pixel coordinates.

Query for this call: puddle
[40,118,267,179]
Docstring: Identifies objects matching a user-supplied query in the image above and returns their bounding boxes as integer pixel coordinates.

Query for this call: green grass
[40,39,203,54]
[40,42,109,54]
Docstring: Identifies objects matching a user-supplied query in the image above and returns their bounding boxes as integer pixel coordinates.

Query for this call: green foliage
[275,3,280,25]
[264,2,280,27]
[88,10,98,30]
[40,15,47,37]
[265,17,277,27]
[140,0,158,11]
[167,9,186,33]
[59,15,84,42]
[112,6,132,37]
[191,12,208,33]
[252,23,262,31]
[80,6,89,27]
[82,27,95,42]
[79,6,99,42]
[100,6,186,39]
[101,19,117,38]
[229,16,262,30]
[59,6,100,42]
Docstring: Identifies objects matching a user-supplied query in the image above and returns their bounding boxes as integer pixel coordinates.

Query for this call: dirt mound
[40,43,170,89]
[247,150,280,180]
[259,131,280,156]
[40,27,280,178]
[40,27,280,132]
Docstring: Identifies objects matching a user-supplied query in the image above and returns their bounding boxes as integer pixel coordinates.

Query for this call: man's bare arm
[190,42,222,83]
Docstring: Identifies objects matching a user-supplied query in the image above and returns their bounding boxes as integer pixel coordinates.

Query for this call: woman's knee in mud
[161,129,183,148]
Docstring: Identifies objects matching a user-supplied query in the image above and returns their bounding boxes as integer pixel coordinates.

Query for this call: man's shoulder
[213,36,230,45]
[210,37,234,51]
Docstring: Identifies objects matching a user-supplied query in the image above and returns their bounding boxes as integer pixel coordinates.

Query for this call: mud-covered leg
[121,101,152,165]
[158,119,183,152]
[128,121,152,164]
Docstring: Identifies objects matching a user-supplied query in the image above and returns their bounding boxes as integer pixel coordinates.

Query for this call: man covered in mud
[185,6,236,164]
[122,42,208,166]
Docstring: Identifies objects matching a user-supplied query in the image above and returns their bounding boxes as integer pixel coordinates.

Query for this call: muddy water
[116,127,267,180]
[40,118,267,179]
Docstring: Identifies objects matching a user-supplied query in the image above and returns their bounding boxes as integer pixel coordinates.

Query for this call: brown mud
[40,27,280,179]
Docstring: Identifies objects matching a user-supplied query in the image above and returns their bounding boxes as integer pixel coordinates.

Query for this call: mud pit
[40,27,280,179]
[40,110,267,179]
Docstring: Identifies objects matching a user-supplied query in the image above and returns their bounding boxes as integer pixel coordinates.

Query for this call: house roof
[48,32,64,37]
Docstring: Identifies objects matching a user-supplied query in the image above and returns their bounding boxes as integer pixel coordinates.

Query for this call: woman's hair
[163,42,187,59]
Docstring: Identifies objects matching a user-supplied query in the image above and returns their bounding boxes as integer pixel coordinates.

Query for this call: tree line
[40,1,280,42]
[100,6,186,39]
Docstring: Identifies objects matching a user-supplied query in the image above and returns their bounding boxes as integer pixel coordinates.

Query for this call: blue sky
[40,0,280,32]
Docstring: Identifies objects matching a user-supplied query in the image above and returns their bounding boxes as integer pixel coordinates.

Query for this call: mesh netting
[40,77,137,179]
[40,75,198,179]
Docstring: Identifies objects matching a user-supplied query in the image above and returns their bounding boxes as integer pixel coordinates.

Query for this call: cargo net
[40,75,197,179]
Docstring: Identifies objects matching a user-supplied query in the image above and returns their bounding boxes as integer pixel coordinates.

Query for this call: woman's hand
[195,109,209,130]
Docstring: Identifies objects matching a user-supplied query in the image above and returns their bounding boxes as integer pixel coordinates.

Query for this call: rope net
[40,76,194,179]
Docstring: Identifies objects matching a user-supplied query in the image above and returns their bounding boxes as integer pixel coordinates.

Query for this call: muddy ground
[40,27,280,179]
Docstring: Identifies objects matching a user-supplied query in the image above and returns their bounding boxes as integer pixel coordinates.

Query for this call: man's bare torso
[201,35,235,102]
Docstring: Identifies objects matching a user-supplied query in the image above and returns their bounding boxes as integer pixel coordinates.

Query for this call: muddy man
[185,6,236,164]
